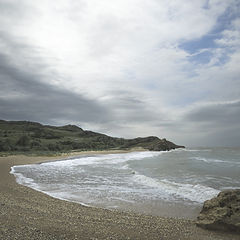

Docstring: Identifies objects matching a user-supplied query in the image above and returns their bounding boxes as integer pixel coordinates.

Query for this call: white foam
[10,166,54,199]
[39,151,163,168]
[11,165,93,207]
[132,173,220,203]
[109,197,135,203]
[174,148,211,152]
[11,166,35,186]
[191,157,238,165]
[120,164,130,170]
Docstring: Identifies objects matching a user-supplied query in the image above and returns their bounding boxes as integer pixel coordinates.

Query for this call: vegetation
[0,120,184,155]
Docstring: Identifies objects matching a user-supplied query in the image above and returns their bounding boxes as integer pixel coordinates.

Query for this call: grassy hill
[0,120,184,155]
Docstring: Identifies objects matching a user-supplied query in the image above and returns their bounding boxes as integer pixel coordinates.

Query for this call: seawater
[10,148,240,219]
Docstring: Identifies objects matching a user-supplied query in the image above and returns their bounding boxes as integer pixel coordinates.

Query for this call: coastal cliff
[0,120,184,153]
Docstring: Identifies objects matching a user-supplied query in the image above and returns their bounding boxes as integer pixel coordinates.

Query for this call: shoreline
[9,149,201,220]
[0,151,239,239]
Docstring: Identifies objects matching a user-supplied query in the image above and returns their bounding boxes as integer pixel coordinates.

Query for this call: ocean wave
[10,166,44,190]
[39,151,163,167]
[192,157,225,163]
[120,164,130,170]
[175,148,211,152]
[132,173,220,203]
[191,157,239,165]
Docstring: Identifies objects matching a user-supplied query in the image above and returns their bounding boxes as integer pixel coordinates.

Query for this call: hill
[0,120,184,154]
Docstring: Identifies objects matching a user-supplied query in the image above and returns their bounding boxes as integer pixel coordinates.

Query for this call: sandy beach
[0,152,239,240]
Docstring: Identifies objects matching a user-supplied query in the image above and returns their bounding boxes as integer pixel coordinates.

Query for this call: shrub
[17,136,30,146]
[47,143,61,151]
[0,140,10,151]
[30,141,42,148]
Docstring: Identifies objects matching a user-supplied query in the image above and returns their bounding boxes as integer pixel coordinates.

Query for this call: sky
[0,0,240,147]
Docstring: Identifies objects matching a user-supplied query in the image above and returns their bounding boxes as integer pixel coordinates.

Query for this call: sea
[10,148,240,219]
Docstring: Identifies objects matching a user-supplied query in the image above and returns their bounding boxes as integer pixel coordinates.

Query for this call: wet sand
[0,152,239,239]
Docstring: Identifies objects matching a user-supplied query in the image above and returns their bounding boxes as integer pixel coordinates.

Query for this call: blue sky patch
[179,4,239,64]
[187,50,213,65]
[179,34,217,54]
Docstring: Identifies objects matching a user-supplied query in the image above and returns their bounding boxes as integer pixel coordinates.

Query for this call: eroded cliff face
[196,189,240,233]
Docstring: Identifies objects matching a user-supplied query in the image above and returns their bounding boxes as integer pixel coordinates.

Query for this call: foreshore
[0,151,238,240]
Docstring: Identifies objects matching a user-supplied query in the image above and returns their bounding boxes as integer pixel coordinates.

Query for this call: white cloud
[1,0,228,93]
[0,0,239,146]
[215,18,240,48]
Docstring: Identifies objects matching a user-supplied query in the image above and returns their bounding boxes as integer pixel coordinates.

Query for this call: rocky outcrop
[148,138,185,151]
[121,136,184,151]
[196,189,240,232]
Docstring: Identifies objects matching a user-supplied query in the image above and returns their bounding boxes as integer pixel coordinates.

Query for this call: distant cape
[0,120,185,153]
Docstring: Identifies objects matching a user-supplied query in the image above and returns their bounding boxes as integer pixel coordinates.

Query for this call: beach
[0,152,239,240]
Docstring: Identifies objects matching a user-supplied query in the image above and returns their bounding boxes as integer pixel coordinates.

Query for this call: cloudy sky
[0,0,240,147]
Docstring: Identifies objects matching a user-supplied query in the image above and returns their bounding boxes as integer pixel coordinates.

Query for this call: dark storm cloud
[104,90,159,124]
[182,101,240,146]
[186,101,240,126]
[0,30,161,132]
[0,1,28,17]
[0,34,109,125]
